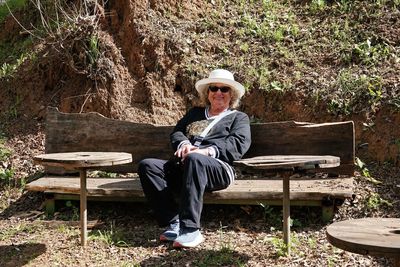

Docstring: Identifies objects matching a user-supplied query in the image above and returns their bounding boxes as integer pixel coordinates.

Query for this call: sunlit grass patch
[89,221,129,247]
[0,221,39,241]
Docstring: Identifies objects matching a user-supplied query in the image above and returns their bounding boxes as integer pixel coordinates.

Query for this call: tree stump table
[326,217,400,266]
[234,155,340,255]
[34,152,132,247]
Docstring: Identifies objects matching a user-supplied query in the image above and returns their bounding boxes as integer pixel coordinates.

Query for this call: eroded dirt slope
[0,0,399,164]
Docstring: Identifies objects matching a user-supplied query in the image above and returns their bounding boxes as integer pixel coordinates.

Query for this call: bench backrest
[45,107,355,175]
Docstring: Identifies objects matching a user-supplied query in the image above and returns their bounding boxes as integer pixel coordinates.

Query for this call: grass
[0,135,15,188]
[0,0,32,77]
[365,192,393,210]
[89,221,129,247]
[178,0,400,117]
[0,52,33,80]
[193,247,246,267]
[0,221,39,241]
[0,0,27,24]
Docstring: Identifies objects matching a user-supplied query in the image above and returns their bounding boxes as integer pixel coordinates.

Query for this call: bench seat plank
[26,176,354,201]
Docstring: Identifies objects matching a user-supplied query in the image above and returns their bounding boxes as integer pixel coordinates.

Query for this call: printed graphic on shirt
[186,119,212,139]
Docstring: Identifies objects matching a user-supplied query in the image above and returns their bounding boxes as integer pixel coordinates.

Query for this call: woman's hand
[174,144,209,159]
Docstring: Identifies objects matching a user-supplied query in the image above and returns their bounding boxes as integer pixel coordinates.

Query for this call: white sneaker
[173,228,204,248]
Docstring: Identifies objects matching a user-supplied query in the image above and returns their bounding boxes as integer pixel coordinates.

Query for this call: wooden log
[44,107,354,175]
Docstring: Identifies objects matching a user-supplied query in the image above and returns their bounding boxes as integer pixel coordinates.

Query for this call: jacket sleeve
[170,109,193,151]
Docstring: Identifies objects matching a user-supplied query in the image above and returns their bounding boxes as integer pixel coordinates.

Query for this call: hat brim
[195,78,245,98]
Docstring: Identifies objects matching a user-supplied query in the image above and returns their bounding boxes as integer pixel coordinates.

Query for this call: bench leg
[321,196,337,223]
[282,172,291,255]
[80,168,88,247]
[44,194,55,217]
[321,205,334,223]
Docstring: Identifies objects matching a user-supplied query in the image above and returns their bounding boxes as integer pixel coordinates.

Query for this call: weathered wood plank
[234,155,340,169]
[326,218,400,258]
[26,176,354,201]
[246,121,355,175]
[45,107,354,175]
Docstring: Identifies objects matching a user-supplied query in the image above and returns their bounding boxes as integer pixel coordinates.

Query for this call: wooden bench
[26,107,355,222]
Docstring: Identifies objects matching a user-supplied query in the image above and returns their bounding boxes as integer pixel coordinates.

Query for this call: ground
[0,0,400,266]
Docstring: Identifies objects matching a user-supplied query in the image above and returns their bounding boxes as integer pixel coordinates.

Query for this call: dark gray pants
[138,153,231,229]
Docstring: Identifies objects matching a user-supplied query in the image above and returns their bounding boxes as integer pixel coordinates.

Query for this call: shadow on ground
[140,247,251,266]
[0,191,44,219]
[0,243,46,267]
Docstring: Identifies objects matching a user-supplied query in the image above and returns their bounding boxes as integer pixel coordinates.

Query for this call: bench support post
[321,196,338,223]
[321,205,334,223]
[80,169,88,247]
[282,171,291,255]
[44,194,55,217]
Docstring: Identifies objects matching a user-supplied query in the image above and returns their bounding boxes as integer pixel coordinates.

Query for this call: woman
[139,69,251,248]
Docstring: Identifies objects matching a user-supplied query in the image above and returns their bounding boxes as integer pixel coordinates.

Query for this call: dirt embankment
[0,0,399,165]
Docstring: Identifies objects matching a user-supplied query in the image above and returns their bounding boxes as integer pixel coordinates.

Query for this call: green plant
[270,236,288,257]
[270,232,299,257]
[87,34,100,67]
[352,39,390,65]
[388,98,400,111]
[327,255,338,267]
[7,94,22,119]
[56,224,78,237]
[9,0,114,83]
[0,52,32,80]
[218,222,232,250]
[0,0,27,24]
[194,246,245,267]
[120,262,140,267]
[259,203,282,227]
[365,192,392,210]
[270,81,285,92]
[0,222,37,241]
[92,171,117,178]
[239,42,249,53]
[337,0,353,13]
[310,0,326,13]
[65,201,79,221]
[307,236,317,249]
[327,70,383,115]
[0,168,14,187]
[89,221,128,247]
[0,142,11,162]
[272,27,284,42]
[355,157,382,184]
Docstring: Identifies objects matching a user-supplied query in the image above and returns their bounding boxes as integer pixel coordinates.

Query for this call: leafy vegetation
[175,0,400,115]
[0,0,27,24]
[0,135,14,188]
[89,221,129,247]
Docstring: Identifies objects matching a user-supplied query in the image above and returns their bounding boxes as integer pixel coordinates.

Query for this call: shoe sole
[172,235,204,248]
[160,234,177,242]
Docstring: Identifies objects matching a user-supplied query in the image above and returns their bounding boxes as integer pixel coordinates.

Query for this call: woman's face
[207,83,232,110]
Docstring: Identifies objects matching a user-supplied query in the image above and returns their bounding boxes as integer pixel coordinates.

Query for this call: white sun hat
[195,69,245,98]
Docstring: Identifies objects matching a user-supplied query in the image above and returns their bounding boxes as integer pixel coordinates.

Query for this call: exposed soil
[0,0,399,163]
[0,0,400,266]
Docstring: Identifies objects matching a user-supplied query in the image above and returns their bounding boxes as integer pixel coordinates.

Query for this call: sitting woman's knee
[183,153,204,164]
[138,158,153,175]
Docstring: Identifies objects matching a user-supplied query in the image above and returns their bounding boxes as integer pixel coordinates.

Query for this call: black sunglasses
[208,86,231,93]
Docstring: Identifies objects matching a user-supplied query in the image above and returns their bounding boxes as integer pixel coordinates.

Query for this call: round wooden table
[34,152,132,247]
[327,218,400,266]
[234,155,340,254]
